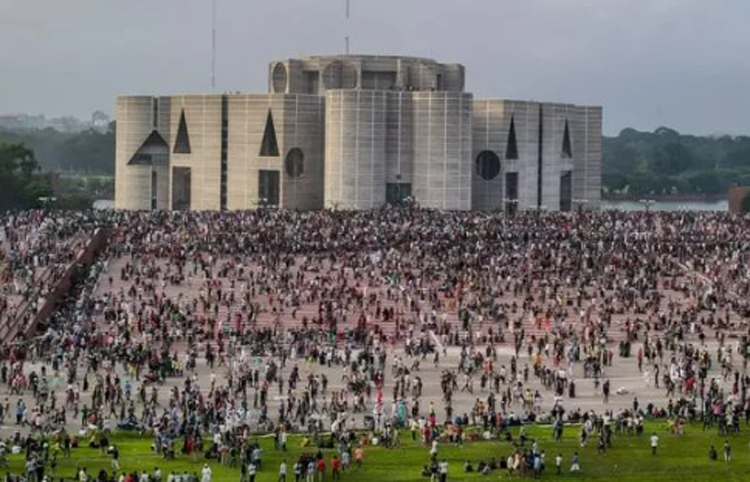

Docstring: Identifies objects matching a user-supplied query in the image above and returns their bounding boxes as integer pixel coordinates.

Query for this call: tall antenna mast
[212,0,216,92]
[344,0,350,55]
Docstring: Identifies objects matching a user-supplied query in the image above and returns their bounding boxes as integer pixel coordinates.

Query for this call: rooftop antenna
[212,0,216,92]
[344,0,350,55]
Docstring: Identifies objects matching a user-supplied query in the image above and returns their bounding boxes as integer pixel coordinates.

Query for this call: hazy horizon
[2,0,749,137]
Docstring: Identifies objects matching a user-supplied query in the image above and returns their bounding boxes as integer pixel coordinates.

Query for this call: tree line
[0,122,115,175]
[604,127,750,197]
[0,143,52,210]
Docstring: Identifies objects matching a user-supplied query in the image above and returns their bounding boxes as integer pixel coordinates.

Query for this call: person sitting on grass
[463,460,473,472]
[708,445,718,461]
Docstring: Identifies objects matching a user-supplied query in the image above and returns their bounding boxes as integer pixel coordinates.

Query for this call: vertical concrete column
[325,90,387,209]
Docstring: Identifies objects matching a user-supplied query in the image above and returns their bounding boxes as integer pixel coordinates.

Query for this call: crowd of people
[0,211,101,339]
[0,207,747,480]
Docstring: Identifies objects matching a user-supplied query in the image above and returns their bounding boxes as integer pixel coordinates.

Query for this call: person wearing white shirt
[201,464,212,482]
[438,460,448,482]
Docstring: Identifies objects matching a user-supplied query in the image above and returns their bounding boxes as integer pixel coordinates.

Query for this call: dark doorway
[560,171,572,212]
[150,170,158,210]
[386,183,412,205]
[172,167,191,211]
[258,170,280,207]
[505,172,518,215]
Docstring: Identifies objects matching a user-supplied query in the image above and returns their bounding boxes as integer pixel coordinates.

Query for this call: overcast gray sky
[1,0,748,136]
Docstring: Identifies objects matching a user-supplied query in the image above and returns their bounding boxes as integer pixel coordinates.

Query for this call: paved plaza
[0,210,747,442]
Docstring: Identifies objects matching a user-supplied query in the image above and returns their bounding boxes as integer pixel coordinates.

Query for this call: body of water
[601,199,728,212]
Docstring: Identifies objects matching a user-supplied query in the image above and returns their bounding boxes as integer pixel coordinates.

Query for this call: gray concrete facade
[471,100,602,212]
[115,54,601,212]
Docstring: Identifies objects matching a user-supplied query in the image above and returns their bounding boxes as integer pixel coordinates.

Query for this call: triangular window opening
[141,130,168,150]
[505,117,519,160]
[259,110,280,157]
[128,130,169,165]
[173,110,192,154]
[562,120,572,158]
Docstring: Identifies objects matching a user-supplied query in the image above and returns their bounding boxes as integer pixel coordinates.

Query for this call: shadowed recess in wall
[505,117,519,160]
[562,120,572,158]
[259,110,280,157]
[128,130,169,165]
[285,148,305,178]
[475,150,500,180]
[173,110,191,154]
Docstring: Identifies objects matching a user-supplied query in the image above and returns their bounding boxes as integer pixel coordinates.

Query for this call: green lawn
[5,422,750,481]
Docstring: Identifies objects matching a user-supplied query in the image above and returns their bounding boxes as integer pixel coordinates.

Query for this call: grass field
[4,422,750,482]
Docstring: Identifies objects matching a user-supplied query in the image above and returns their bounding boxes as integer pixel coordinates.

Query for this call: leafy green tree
[0,125,114,175]
[653,142,694,175]
[603,127,750,197]
[0,143,52,210]
[686,171,724,195]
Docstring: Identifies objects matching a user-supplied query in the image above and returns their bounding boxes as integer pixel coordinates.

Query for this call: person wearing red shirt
[316,457,327,482]
[331,455,341,480]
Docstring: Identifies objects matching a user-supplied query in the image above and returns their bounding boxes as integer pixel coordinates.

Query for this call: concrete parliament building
[115,54,601,212]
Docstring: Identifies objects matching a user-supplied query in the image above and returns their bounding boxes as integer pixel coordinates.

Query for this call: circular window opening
[285,148,305,178]
[272,63,287,93]
[475,150,500,180]
[322,61,342,90]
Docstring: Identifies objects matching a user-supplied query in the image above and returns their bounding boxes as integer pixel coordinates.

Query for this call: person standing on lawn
[331,455,340,480]
[650,433,659,455]
[252,446,262,471]
[306,460,316,482]
[570,452,580,472]
[201,464,212,482]
[110,445,120,472]
[341,450,350,473]
[438,460,448,482]
[723,441,731,462]
[316,457,326,482]
[279,459,288,482]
